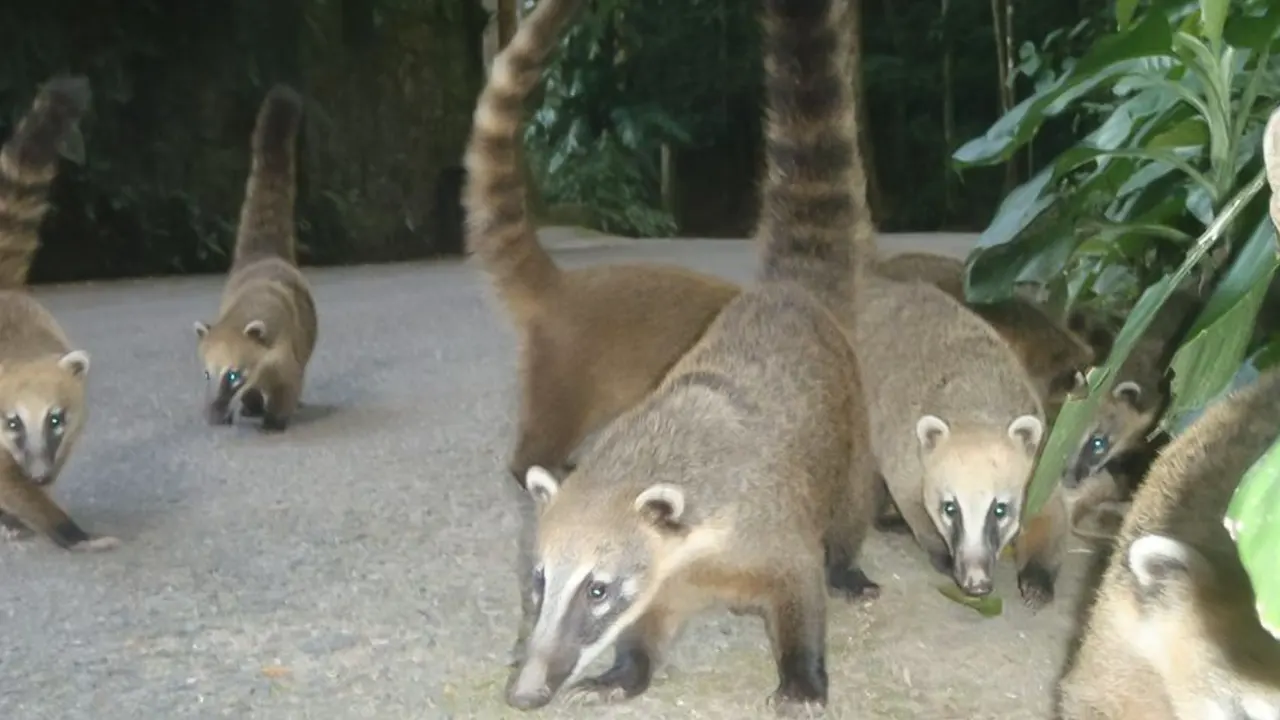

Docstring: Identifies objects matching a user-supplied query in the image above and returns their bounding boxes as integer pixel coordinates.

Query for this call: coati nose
[30,472,53,486]
[506,685,553,711]
[960,575,993,596]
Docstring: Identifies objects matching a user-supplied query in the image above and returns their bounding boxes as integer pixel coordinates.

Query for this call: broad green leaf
[1164,213,1279,429]
[1224,433,1280,640]
[1117,0,1140,32]
[1198,0,1228,49]
[1223,7,1280,53]
[1024,168,1269,517]
[937,584,1004,617]
[953,13,1175,168]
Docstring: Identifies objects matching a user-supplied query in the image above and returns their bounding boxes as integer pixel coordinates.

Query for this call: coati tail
[463,0,584,321]
[755,0,865,299]
[0,75,92,290]
[233,84,304,269]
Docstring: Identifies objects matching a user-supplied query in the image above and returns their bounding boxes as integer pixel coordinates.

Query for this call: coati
[874,251,1096,417]
[1057,107,1280,720]
[462,0,740,488]
[854,272,1050,603]
[505,0,879,712]
[193,84,316,432]
[1055,366,1280,719]
[0,75,117,551]
[1060,289,1198,492]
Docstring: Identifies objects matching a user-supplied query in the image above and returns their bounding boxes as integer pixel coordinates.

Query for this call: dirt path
[0,233,1093,720]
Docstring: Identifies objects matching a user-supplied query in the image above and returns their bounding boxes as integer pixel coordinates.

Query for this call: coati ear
[194,321,210,339]
[1007,414,1044,454]
[1113,381,1143,406]
[244,320,269,342]
[634,483,686,529]
[1127,534,1210,593]
[57,350,90,377]
[525,465,560,508]
[915,414,950,452]
[1071,500,1130,542]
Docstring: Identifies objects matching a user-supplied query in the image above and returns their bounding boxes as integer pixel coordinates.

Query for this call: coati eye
[941,501,958,518]
[992,502,1009,520]
[47,409,65,430]
[586,581,609,603]
[227,370,243,385]
[204,370,211,380]
[1086,434,1109,457]
[531,566,545,595]
[4,415,22,432]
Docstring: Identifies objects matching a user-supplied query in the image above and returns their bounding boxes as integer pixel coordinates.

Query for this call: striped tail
[463,0,584,323]
[232,84,304,269]
[755,0,869,305]
[0,75,92,290]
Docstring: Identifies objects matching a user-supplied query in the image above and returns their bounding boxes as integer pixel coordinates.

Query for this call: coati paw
[260,414,290,433]
[767,684,827,717]
[1017,565,1056,610]
[0,524,35,542]
[563,650,652,705]
[826,566,881,601]
[239,391,266,419]
[69,535,121,553]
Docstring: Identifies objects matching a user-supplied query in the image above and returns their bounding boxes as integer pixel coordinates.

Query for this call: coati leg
[824,465,882,599]
[1013,488,1069,610]
[239,389,266,419]
[871,471,912,534]
[508,327,591,487]
[0,471,118,551]
[260,370,302,433]
[563,602,680,704]
[765,565,830,711]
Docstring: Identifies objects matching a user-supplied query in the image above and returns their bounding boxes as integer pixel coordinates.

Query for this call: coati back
[0,76,116,551]
[462,0,741,485]
[855,271,1051,603]
[193,85,316,432]
[874,251,1094,416]
[507,0,879,713]
[1056,367,1280,720]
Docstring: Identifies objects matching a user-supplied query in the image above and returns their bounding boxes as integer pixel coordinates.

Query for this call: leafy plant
[954,0,1280,633]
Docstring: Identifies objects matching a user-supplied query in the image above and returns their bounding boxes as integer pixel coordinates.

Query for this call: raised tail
[232,84,304,269]
[755,0,869,304]
[463,0,583,323]
[0,75,92,290]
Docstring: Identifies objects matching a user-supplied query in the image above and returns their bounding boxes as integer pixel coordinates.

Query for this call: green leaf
[953,13,1175,168]
[1117,0,1139,32]
[1198,0,1228,49]
[936,584,1004,618]
[1224,433,1280,640]
[1164,214,1280,429]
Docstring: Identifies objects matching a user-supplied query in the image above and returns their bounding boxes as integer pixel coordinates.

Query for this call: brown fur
[856,266,1052,605]
[462,2,741,486]
[0,76,116,551]
[874,251,1095,417]
[194,85,316,432]
[1056,367,1280,719]
[506,0,878,713]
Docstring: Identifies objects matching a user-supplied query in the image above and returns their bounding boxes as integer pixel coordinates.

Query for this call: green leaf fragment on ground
[936,584,1004,618]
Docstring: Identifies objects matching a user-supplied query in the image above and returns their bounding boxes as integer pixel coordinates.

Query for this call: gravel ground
[0,232,1096,720]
